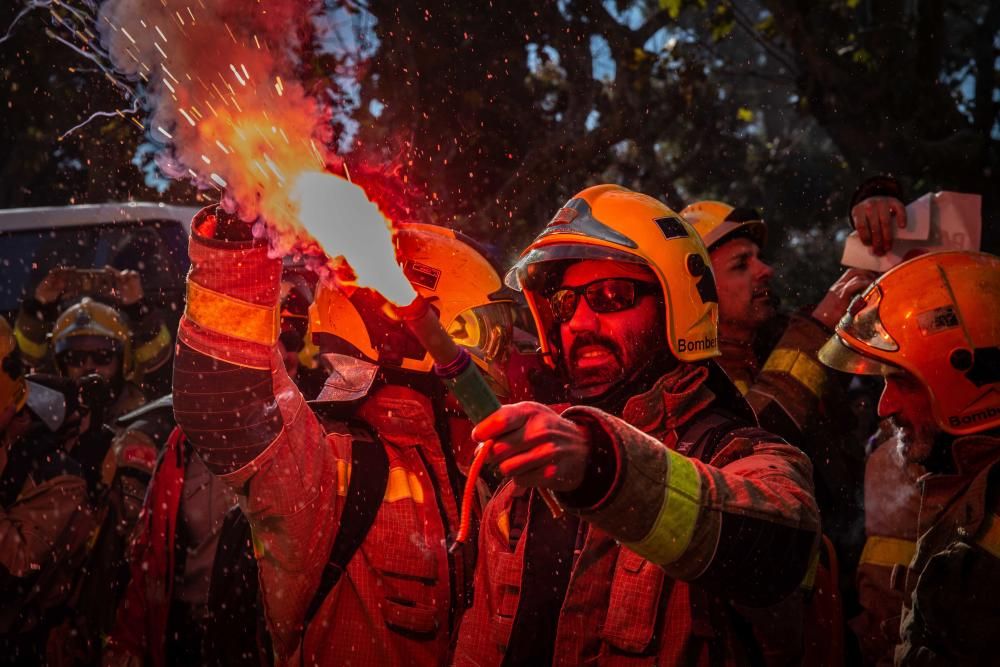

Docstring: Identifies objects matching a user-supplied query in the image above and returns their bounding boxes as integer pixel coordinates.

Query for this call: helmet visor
[446,301,514,395]
[818,334,900,377]
[505,243,645,291]
[838,287,899,352]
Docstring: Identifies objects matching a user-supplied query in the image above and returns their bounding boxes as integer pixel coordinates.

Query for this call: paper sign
[841,191,982,272]
[895,192,932,240]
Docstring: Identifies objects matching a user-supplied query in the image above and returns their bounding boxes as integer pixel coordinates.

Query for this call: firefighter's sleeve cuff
[558,406,703,567]
[183,211,282,348]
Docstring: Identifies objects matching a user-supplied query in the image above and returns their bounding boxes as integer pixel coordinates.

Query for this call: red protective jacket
[171,213,472,666]
[103,427,187,667]
[455,364,820,666]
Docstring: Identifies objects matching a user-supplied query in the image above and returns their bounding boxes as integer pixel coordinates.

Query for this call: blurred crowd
[1,174,997,667]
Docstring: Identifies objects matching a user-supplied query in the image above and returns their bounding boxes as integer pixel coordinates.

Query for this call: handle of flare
[396,295,563,547]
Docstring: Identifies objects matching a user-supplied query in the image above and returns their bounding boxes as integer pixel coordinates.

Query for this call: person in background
[0,315,95,665]
[819,250,1000,664]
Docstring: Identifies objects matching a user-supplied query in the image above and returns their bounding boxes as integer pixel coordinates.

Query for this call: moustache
[569,332,623,366]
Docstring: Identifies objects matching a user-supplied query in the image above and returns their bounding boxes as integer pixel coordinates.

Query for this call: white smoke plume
[97,0,332,241]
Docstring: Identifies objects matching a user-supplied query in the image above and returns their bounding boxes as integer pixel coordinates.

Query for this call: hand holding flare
[290,171,562,550]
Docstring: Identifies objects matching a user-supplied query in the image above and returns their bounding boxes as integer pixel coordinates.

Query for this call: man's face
[59,336,122,383]
[878,371,938,462]
[710,237,776,336]
[553,260,664,400]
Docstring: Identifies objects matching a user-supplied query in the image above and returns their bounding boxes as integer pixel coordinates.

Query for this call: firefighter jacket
[719,313,866,571]
[894,433,1000,666]
[172,217,473,666]
[103,427,237,667]
[851,435,923,667]
[0,421,95,641]
[454,362,820,666]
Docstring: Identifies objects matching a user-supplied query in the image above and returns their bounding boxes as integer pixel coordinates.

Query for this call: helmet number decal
[404,260,441,292]
[653,216,689,240]
[917,306,959,336]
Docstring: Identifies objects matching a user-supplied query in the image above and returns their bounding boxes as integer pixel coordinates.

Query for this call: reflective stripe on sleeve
[762,348,827,398]
[186,281,279,346]
[133,323,172,365]
[14,327,48,362]
[625,448,701,565]
[859,535,916,568]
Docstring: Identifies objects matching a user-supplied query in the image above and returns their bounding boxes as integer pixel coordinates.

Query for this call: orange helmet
[309,223,514,393]
[680,200,767,251]
[819,251,1000,435]
[0,316,28,414]
[506,184,720,366]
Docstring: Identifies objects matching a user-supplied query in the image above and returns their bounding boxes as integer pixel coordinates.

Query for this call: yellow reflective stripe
[133,323,172,364]
[384,467,425,504]
[186,282,279,346]
[14,327,47,362]
[733,379,749,395]
[626,448,701,565]
[498,510,510,542]
[336,459,351,497]
[763,348,827,398]
[976,514,1000,559]
[799,544,820,591]
[859,536,916,568]
[408,472,425,504]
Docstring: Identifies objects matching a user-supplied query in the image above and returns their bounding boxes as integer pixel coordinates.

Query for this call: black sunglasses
[546,277,659,324]
[59,348,117,367]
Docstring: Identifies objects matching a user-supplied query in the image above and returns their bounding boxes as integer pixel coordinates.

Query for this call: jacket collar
[620,363,715,434]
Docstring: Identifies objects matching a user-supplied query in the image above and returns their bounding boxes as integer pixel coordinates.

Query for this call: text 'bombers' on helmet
[508,184,721,366]
[819,251,1000,435]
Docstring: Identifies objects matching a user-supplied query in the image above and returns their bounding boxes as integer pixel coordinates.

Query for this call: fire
[96,0,415,304]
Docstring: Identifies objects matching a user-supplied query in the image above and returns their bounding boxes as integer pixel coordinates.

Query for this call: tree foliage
[1,0,996,302]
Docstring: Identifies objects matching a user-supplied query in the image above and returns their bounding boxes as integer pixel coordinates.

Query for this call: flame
[96,0,416,304]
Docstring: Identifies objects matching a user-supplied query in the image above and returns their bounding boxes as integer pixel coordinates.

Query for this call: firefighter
[172,205,514,665]
[454,184,820,665]
[15,266,172,385]
[683,200,873,661]
[43,299,162,664]
[0,316,95,664]
[818,250,1000,664]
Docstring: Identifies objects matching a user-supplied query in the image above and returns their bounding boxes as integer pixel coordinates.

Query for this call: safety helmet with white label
[680,200,767,251]
[819,251,1000,435]
[506,184,720,366]
[309,223,514,394]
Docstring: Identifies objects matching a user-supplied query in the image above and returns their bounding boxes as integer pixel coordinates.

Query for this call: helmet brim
[706,220,767,251]
[505,243,646,291]
[818,334,899,377]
